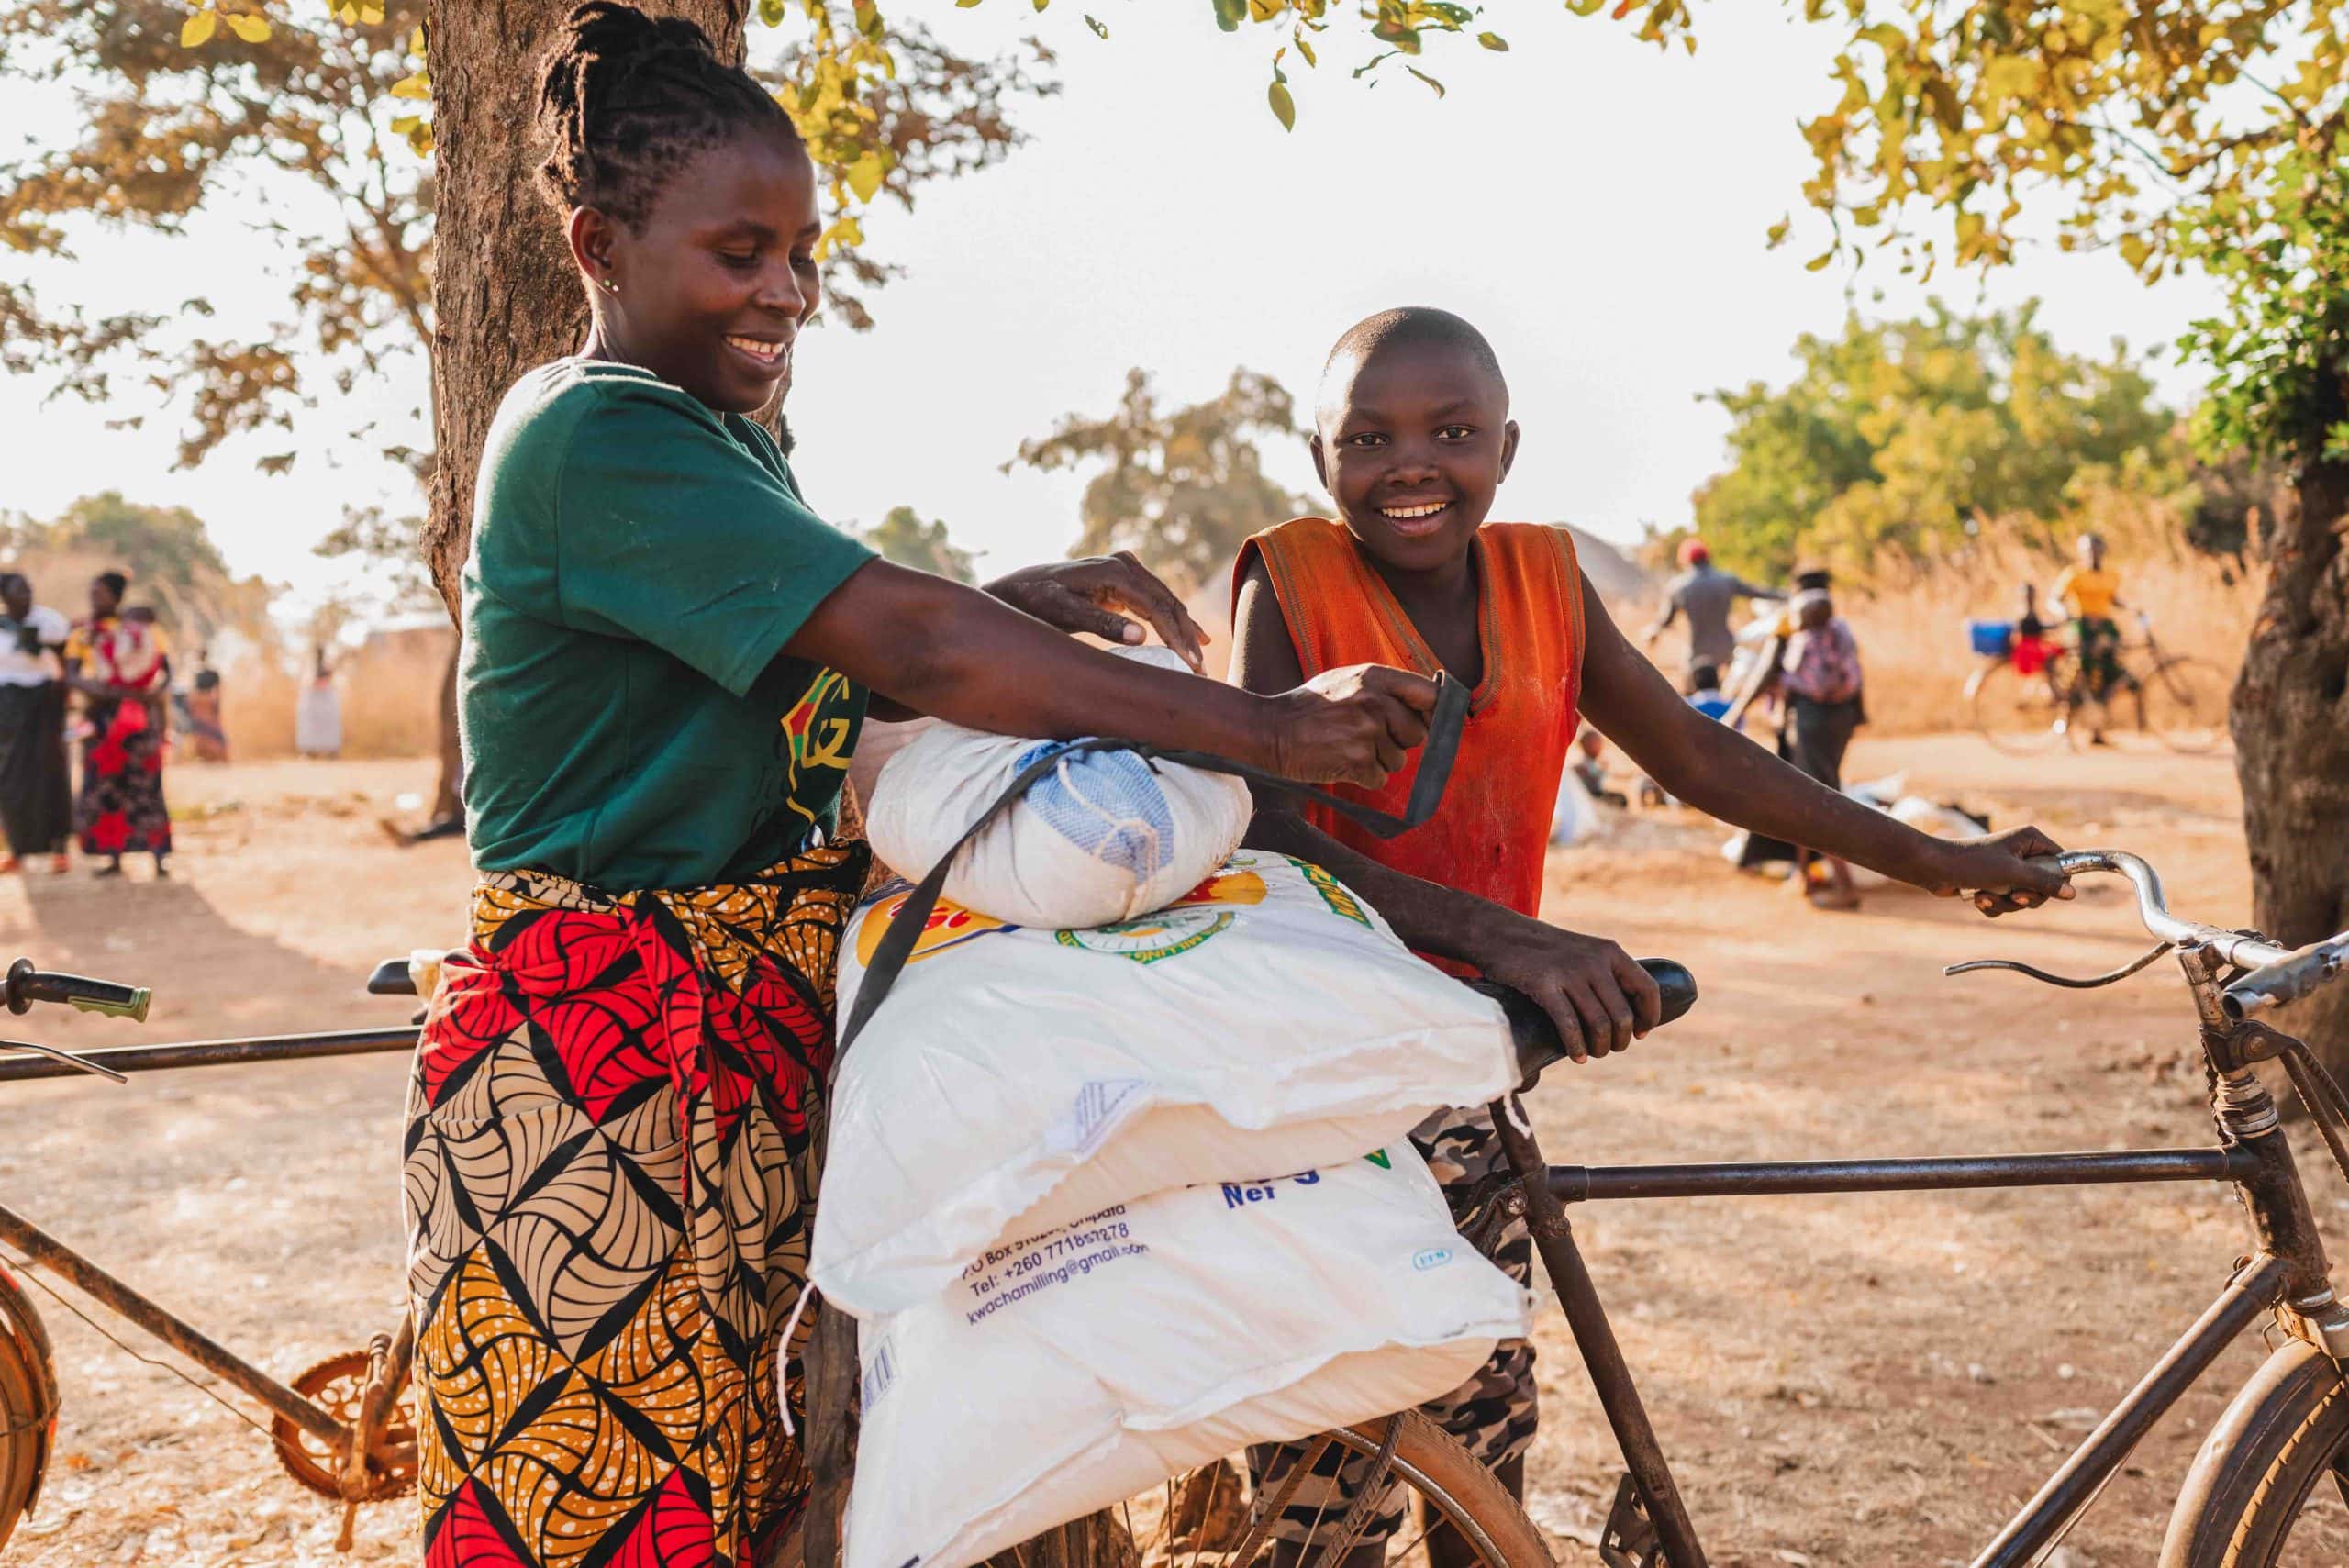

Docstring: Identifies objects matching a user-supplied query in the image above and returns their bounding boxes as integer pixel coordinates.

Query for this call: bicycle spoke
[1224,1436,1335,1568]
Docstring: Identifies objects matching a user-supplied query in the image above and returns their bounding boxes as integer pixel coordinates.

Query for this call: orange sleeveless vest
[1234,517,1585,930]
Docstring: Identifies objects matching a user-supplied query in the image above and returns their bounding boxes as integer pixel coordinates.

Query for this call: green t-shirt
[461,359,875,889]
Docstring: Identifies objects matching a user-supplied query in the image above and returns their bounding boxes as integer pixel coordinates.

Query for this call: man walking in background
[1644,539,1785,690]
[0,573,73,873]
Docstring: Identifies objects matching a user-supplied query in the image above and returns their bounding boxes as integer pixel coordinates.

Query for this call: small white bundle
[863,647,1252,928]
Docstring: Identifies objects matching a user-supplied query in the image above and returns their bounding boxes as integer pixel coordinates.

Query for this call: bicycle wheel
[1114,1413,1554,1568]
[2161,1339,2349,1566]
[2140,656,2232,754]
[0,1268,58,1556]
[1968,659,2073,756]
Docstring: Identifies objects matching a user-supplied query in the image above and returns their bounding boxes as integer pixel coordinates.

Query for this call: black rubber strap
[838,673,1470,1053]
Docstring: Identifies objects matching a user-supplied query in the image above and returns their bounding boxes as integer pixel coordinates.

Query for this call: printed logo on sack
[852,888,1012,968]
[1053,907,1234,964]
[1286,856,1375,929]
[1412,1248,1454,1272]
[1169,866,1268,907]
[1015,741,1177,883]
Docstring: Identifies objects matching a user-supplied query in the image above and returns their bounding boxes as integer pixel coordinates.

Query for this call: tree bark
[2232,458,2349,1080]
[423,0,748,606]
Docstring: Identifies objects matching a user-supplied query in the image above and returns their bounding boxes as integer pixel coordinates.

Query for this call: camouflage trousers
[1245,1104,1537,1546]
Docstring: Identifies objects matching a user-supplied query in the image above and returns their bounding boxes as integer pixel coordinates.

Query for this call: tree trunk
[423,0,748,605]
[2232,459,2349,1080]
[431,639,463,824]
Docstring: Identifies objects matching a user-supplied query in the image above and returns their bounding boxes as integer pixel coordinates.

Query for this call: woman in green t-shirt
[403,7,1435,1565]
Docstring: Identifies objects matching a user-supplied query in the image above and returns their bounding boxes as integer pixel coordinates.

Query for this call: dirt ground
[2,738,2344,1566]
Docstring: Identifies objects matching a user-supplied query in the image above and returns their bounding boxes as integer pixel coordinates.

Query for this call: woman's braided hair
[536,2,802,230]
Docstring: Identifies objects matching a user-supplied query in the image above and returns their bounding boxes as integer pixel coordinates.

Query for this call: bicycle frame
[1489,941,2349,1568]
[0,1024,418,1484]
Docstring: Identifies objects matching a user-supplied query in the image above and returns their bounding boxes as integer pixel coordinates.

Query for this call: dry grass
[217,628,450,761]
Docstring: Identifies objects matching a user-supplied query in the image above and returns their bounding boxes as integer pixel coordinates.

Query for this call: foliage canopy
[1010,367,1309,591]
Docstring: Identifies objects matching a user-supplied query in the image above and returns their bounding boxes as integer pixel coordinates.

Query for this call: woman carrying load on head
[401,9,1437,1566]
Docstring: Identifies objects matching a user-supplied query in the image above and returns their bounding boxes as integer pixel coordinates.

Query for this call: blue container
[1967,618,2015,658]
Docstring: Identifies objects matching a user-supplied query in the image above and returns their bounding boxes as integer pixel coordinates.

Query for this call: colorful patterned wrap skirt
[402,841,868,1568]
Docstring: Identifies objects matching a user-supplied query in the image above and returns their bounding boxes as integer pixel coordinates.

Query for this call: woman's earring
[601,276,619,295]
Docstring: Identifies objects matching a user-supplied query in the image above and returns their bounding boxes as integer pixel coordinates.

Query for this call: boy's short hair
[1318,306,1507,421]
[1689,662,1722,692]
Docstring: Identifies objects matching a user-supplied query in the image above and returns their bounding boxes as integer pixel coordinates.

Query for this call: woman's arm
[787,558,1434,788]
[863,552,1211,725]
[1230,557,1662,1061]
[1578,575,2068,907]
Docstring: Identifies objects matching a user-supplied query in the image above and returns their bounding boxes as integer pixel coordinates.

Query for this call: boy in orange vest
[1233,306,2068,1562]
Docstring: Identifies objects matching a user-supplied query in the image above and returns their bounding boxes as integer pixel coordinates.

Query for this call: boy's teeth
[1382,502,1447,519]
[727,336,783,361]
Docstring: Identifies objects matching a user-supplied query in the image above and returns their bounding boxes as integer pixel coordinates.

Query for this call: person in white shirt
[0,573,72,872]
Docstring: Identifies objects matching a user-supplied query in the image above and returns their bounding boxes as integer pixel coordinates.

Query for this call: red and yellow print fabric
[403,841,866,1568]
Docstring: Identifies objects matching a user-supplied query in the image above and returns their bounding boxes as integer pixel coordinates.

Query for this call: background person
[181,651,228,762]
[0,573,72,873]
[2049,530,2143,741]
[62,572,172,879]
[295,645,342,758]
[1644,538,1785,689]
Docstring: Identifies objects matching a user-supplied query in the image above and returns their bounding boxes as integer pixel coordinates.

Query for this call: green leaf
[1085,12,1108,36]
[180,8,218,47]
[846,151,887,203]
[1476,31,1508,50]
[1765,217,1790,248]
[1804,250,1834,272]
[1268,78,1297,130]
[1212,0,1246,32]
[760,0,786,23]
[1406,64,1445,97]
[1295,34,1316,66]
[1565,0,1606,15]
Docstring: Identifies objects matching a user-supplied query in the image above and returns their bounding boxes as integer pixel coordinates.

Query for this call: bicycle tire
[1124,1413,1555,1568]
[2160,1338,2349,1567]
[2142,656,2232,755]
[0,1267,58,1557]
[767,1412,1554,1568]
[1968,659,2073,757]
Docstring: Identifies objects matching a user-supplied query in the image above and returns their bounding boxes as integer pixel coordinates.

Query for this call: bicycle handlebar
[4,957,151,1023]
[2023,851,2349,1019]
[1468,957,1698,1080]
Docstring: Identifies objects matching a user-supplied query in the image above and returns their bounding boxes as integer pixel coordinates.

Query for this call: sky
[0,2,2227,621]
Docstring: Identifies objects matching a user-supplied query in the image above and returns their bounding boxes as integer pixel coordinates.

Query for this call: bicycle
[15,851,2349,1568]
[961,850,2349,1568]
[0,957,425,1556]
[1967,617,2231,757]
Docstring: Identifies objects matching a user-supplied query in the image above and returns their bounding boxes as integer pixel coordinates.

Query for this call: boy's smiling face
[1312,334,1519,576]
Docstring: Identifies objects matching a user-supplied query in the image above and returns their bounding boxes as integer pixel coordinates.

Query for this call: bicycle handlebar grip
[2222,938,2349,1021]
[1468,958,1698,1080]
[5,959,152,1024]
[367,958,419,997]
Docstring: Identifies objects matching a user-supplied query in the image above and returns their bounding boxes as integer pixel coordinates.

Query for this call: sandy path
[1,739,2343,1565]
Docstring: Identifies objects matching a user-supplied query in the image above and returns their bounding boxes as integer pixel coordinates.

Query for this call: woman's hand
[985,553,1211,669]
[1263,664,1439,788]
[1912,826,2076,917]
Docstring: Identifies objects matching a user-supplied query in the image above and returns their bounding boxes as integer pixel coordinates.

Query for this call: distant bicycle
[1966,612,2230,756]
